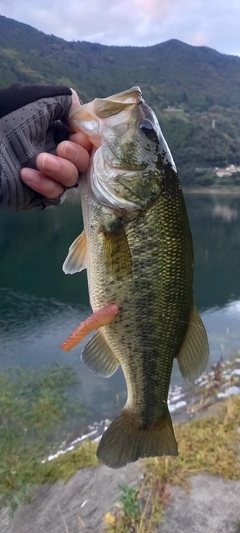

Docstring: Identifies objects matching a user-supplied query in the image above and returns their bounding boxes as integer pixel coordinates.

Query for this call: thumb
[63,88,83,132]
[70,88,82,111]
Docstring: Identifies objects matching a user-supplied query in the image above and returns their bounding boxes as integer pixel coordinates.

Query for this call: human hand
[20,132,92,198]
[0,84,91,210]
[20,89,92,199]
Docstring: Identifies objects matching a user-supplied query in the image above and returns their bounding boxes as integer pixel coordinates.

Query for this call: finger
[68,132,92,153]
[36,153,80,188]
[56,140,90,173]
[20,168,64,198]
[70,88,81,109]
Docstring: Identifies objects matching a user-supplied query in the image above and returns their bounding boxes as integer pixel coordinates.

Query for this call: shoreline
[66,187,240,204]
[1,355,240,533]
[183,187,240,195]
[45,354,240,463]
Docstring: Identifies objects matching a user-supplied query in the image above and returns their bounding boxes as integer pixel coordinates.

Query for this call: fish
[62,86,209,469]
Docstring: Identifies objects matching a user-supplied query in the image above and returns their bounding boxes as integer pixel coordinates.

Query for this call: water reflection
[212,204,238,222]
[185,194,240,310]
[0,287,126,422]
[1,193,240,423]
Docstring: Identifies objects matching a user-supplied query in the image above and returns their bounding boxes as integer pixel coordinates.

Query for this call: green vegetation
[0,364,93,514]
[105,485,142,532]
[1,358,240,528]
[157,108,240,186]
[117,485,140,521]
[105,394,240,532]
[1,15,240,187]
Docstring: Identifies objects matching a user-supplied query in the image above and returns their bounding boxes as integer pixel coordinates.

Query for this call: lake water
[1,192,240,427]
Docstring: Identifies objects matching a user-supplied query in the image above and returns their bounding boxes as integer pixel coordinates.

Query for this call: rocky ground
[1,357,240,533]
[0,467,239,533]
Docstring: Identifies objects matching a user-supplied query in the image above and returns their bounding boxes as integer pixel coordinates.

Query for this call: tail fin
[97,408,178,469]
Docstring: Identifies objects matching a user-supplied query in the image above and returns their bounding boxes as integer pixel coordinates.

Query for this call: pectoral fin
[177,303,209,383]
[101,223,132,278]
[82,331,119,377]
[61,303,119,352]
[62,231,87,274]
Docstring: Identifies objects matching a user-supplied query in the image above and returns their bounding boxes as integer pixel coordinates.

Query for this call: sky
[0,0,240,56]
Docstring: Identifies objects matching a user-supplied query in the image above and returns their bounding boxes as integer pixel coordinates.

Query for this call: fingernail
[42,154,61,172]
[63,142,79,162]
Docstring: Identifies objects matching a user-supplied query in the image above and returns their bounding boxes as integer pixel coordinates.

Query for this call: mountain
[1,15,240,187]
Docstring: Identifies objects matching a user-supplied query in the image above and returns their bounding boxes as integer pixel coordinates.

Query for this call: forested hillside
[1,15,240,186]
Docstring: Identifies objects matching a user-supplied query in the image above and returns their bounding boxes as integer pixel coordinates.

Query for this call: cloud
[0,0,240,55]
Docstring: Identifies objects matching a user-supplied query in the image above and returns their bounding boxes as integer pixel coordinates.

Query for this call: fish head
[68,87,177,214]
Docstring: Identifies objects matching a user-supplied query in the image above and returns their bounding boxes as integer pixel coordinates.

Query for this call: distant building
[214,164,240,177]
[195,164,240,177]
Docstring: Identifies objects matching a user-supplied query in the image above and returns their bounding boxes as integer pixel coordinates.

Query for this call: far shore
[66,187,240,203]
[183,187,240,195]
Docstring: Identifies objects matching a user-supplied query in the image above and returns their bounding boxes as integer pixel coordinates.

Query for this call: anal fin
[82,331,119,377]
[177,302,209,383]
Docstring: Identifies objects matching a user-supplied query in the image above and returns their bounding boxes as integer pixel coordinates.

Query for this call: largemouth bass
[62,87,209,469]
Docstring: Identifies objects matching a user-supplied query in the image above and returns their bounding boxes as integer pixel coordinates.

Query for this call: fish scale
[63,86,209,468]
[85,177,191,428]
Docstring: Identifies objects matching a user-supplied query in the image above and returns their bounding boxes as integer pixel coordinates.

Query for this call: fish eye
[139,120,156,140]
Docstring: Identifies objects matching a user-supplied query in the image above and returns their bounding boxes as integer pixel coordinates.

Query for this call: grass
[105,394,240,533]
[1,361,240,527]
[0,364,96,514]
[40,441,98,484]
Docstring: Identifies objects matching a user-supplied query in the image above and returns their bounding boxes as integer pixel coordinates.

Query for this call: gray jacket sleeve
[0,94,72,210]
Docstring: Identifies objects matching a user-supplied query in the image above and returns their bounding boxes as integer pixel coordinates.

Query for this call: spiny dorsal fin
[82,331,119,377]
[62,231,87,274]
[177,302,209,383]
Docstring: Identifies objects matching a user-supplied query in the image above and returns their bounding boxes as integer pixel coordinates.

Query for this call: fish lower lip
[107,162,129,171]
